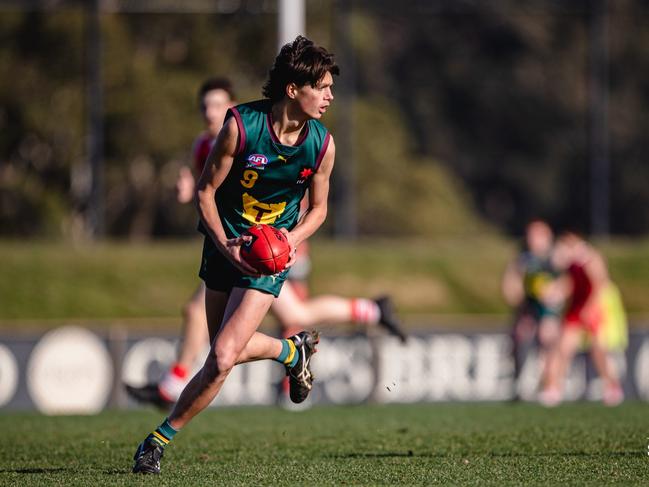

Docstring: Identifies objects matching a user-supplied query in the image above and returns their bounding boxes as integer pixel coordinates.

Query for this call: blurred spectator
[539,232,624,406]
[502,219,562,399]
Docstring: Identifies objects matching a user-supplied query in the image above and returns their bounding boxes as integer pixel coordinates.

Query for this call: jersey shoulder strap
[226,100,271,156]
[306,119,331,171]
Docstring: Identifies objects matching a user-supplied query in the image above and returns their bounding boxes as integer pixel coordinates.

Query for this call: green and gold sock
[145,418,178,448]
[275,338,299,368]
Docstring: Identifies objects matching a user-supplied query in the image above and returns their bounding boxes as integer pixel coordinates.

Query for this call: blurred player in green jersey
[502,219,562,399]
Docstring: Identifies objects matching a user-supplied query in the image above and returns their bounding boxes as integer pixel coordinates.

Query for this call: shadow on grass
[102,469,132,475]
[0,467,71,474]
[330,451,421,459]
[489,450,640,458]
[0,467,134,476]
[331,450,640,460]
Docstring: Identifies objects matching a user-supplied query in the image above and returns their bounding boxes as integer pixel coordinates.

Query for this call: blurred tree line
[0,0,647,239]
[356,0,649,235]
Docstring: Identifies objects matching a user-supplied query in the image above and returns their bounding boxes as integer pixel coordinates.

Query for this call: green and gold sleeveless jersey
[200,99,330,239]
[521,251,557,302]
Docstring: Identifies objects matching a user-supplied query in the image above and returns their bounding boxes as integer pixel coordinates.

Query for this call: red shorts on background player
[563,261,603,334]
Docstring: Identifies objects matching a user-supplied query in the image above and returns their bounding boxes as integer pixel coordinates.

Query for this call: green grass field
[1,402,648,485]
[1,237,649,329]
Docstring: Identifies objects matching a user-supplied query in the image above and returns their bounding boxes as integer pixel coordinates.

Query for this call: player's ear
[286,82,298,99]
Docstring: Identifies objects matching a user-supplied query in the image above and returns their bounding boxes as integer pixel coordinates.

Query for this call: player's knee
[201,350,234,382]
[212,349,237,375]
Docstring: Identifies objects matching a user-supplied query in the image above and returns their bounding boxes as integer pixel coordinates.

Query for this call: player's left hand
[176,166,195,204]
[279,227,298,269]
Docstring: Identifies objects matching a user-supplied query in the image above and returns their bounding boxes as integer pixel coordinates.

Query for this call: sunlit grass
[0,403,647,486]
[0,237,647,329]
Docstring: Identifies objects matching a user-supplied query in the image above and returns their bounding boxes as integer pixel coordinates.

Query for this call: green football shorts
[198,235,288,297]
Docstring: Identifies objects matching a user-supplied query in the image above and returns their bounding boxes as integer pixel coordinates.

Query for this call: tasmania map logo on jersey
[246,154,269,169]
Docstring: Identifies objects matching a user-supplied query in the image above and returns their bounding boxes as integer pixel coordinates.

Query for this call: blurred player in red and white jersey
[157,78,236,404]
[176,78,235,206]
[539,232,623,406]
[125,78,406,409]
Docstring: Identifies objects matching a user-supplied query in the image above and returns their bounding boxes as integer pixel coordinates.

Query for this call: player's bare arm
[584,249,609,289]
[501,259,524,307]
[542,273,570,309]
[281,138,335,257]
[176,166,196,204]
[196,116,258,275]
[579,248,609,322]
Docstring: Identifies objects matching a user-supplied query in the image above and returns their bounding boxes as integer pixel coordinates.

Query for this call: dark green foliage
[1,2,649,238]
[355,1,649,235]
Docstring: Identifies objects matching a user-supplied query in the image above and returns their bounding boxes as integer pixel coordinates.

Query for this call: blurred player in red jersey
[125,77,406,409]
[164,78,235,401]
[175,78,234,207]
[539,232,624,406]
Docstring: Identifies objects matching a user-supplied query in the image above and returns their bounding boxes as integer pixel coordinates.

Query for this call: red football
[240,224,291,275]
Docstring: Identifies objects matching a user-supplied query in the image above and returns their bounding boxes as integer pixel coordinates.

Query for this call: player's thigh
[557,325,582,356]
[205,287,229,344]
[184,283,207,323]
[189,282,207,307]
[272,282,309,327]
[213,287,275,358]
[538,316,560,347]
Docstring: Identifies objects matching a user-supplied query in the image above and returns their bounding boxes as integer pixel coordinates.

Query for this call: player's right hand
[223,236,260,276]
[278,227,297,269]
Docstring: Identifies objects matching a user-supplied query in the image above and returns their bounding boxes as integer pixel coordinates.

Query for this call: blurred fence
[1,325,647,413]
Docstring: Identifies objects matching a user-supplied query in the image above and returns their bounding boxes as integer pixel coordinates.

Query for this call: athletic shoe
[125,383,174,410]
[132,439,164,474]
[603,384,624,406]
[538,387,562,407]
[285,330,320,404]
[375,296,407,343]
[158,372,188,402]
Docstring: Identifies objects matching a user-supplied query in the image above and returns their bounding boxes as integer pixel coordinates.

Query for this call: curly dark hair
[262,36,339,102]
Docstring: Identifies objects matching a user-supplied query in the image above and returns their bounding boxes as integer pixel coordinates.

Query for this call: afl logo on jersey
[246,154,269,169]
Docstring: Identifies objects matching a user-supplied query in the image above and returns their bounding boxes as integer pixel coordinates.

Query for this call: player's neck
[271,101,307,146]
